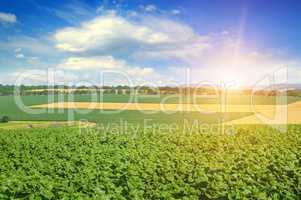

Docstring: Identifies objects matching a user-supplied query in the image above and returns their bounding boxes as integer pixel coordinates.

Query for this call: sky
[0,0,301,87]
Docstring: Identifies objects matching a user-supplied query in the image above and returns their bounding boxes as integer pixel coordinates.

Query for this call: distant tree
[1,116,9,123]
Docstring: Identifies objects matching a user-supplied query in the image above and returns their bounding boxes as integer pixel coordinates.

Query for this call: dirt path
[30,101,301,124]
[226,101,301,124]
[30,102,274,112]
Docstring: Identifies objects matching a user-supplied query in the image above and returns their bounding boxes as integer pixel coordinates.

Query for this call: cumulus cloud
[126,67,154,77]
[57,55,157,77]
[15,53,25,59]
[171,9,181,15]
[0,12,17,24]
[3,4,300,87]
[144,5,157,12]
[5,69,79,85]
[54,14,174,53]
[14,48,21,52]
[57,55,156,76]
[58,56,127,70]
[12,47,40,63]
[56,55,170,85]
[44,1,95,25]
[53,13,210,62]
[51,11,301,86]
[1,36,55,56]
[127,11,138,17]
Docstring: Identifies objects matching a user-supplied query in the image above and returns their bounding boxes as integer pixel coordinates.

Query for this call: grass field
[0,94,244,124]
[0,94,300,125]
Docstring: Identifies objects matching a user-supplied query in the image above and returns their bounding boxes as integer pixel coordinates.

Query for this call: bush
[1,116,9,123]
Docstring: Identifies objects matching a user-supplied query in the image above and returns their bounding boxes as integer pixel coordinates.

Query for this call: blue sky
[0,0,301,86]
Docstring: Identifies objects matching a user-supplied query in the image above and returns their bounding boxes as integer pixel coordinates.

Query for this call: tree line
[0,84,300,96]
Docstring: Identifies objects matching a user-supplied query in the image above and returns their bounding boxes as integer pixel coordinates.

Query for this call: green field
[0,94,300,124]
[1,94,301,199]
[0,121,81,129]
[0,125,300,199]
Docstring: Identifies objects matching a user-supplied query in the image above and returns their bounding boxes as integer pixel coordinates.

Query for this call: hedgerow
[0,125,300,199]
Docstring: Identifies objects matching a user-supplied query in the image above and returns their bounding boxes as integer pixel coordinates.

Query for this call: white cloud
[27,56,39,61]
[7,69,79,85]
[171,9,180,15]
[26,56,39,64]
[127,11,138,17]
[54,14,176,53]
[57,55,156,77]
[53,13,210,63]
[58,56,127,70]
[51,11,301,86]
[44,1,94,25]
[3,6,300,87]
[1,36,55,56]
[0,12,17,24]
[96,6,105,14]
[12,48,40,62]
[127,67,154,77]
[15,53,25,59]
[14,48,21,52]
[56,55,170,85]
[145,5,157,12]
[221,30,229,35]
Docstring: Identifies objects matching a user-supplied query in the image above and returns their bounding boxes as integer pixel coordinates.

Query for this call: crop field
[0,125,301,199]
[28,101,288,112]
[1,94,301,199]
[1,94,301,124]
[2,0,301,198]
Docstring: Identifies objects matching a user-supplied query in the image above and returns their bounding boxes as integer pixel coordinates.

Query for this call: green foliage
[1,116,9,123]
[0,85,15,95]
[0,125,300,199]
